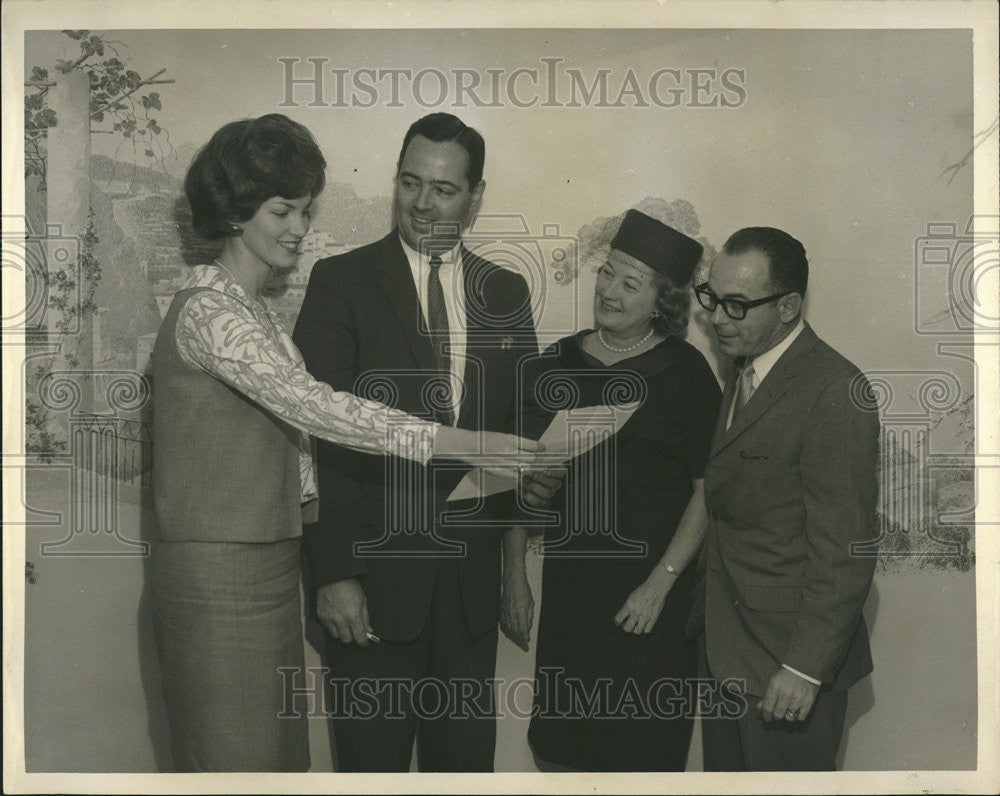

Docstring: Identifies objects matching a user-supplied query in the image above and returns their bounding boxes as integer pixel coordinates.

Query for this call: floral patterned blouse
[174,264,440,506]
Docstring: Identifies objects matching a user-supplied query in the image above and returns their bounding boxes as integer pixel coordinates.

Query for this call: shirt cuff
[782,663,822,686]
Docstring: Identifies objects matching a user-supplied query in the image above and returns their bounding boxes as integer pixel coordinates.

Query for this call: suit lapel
[376,232,440,375]
[456,245,487,429]
[710,324,821,457]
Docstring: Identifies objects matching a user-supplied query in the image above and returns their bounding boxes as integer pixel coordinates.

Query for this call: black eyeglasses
[694,283,794,320]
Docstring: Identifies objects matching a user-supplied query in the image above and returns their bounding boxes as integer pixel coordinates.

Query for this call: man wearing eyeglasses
[688,226,880,770]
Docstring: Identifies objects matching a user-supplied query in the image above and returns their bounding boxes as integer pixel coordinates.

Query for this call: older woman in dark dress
[517,210,721,771]
[150,114,539,772]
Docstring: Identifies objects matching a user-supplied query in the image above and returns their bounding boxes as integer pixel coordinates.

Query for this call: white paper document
[446,403,640,502]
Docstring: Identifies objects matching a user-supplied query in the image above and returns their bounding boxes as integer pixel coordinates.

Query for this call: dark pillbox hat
[610,209,703,285]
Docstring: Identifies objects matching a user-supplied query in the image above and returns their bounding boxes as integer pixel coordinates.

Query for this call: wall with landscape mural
[16,26,981,773]
[23,153,976,574]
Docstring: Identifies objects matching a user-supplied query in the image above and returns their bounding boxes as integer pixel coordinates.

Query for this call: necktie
[737,361,757,410]
[426,255,454,425]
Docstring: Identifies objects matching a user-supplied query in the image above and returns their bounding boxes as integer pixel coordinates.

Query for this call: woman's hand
[500,565,535,652]
[433,427,544,477]
[613,566,677,634]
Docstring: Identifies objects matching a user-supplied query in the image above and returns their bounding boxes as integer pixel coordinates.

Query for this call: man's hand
[500,567,534,652]
[316,578,372,647]
[520,468,565,508]
[757,667,821,722]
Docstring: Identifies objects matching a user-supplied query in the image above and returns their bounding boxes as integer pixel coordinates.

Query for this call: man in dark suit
[292,113,544,772]
[690,227,880,770]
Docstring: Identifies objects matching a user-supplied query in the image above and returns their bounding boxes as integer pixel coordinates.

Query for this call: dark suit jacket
[292,231,538,642]
[691,322,880,697]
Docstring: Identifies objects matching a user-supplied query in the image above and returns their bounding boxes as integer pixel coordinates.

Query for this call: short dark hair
[723,226,809,297]
[184,113,326,240]
[396,113,485,188]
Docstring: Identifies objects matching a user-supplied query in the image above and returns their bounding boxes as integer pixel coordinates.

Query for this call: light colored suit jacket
[698,322,880,697]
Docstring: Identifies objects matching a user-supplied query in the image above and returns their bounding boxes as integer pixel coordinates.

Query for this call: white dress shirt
[748,317,805,385]
[400,236,467,424]
[725,318,805,430]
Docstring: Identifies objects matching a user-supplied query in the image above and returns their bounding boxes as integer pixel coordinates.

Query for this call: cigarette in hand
[365,632,380,643]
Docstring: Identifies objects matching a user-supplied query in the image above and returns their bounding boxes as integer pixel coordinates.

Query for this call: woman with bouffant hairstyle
[150,114,539,771]
[184,114,326,240]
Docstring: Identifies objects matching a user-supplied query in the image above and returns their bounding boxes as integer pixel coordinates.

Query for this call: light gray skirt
[150,536,309,772]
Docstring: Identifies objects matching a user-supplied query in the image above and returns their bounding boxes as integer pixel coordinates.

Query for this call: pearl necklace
[598,326,654,353]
